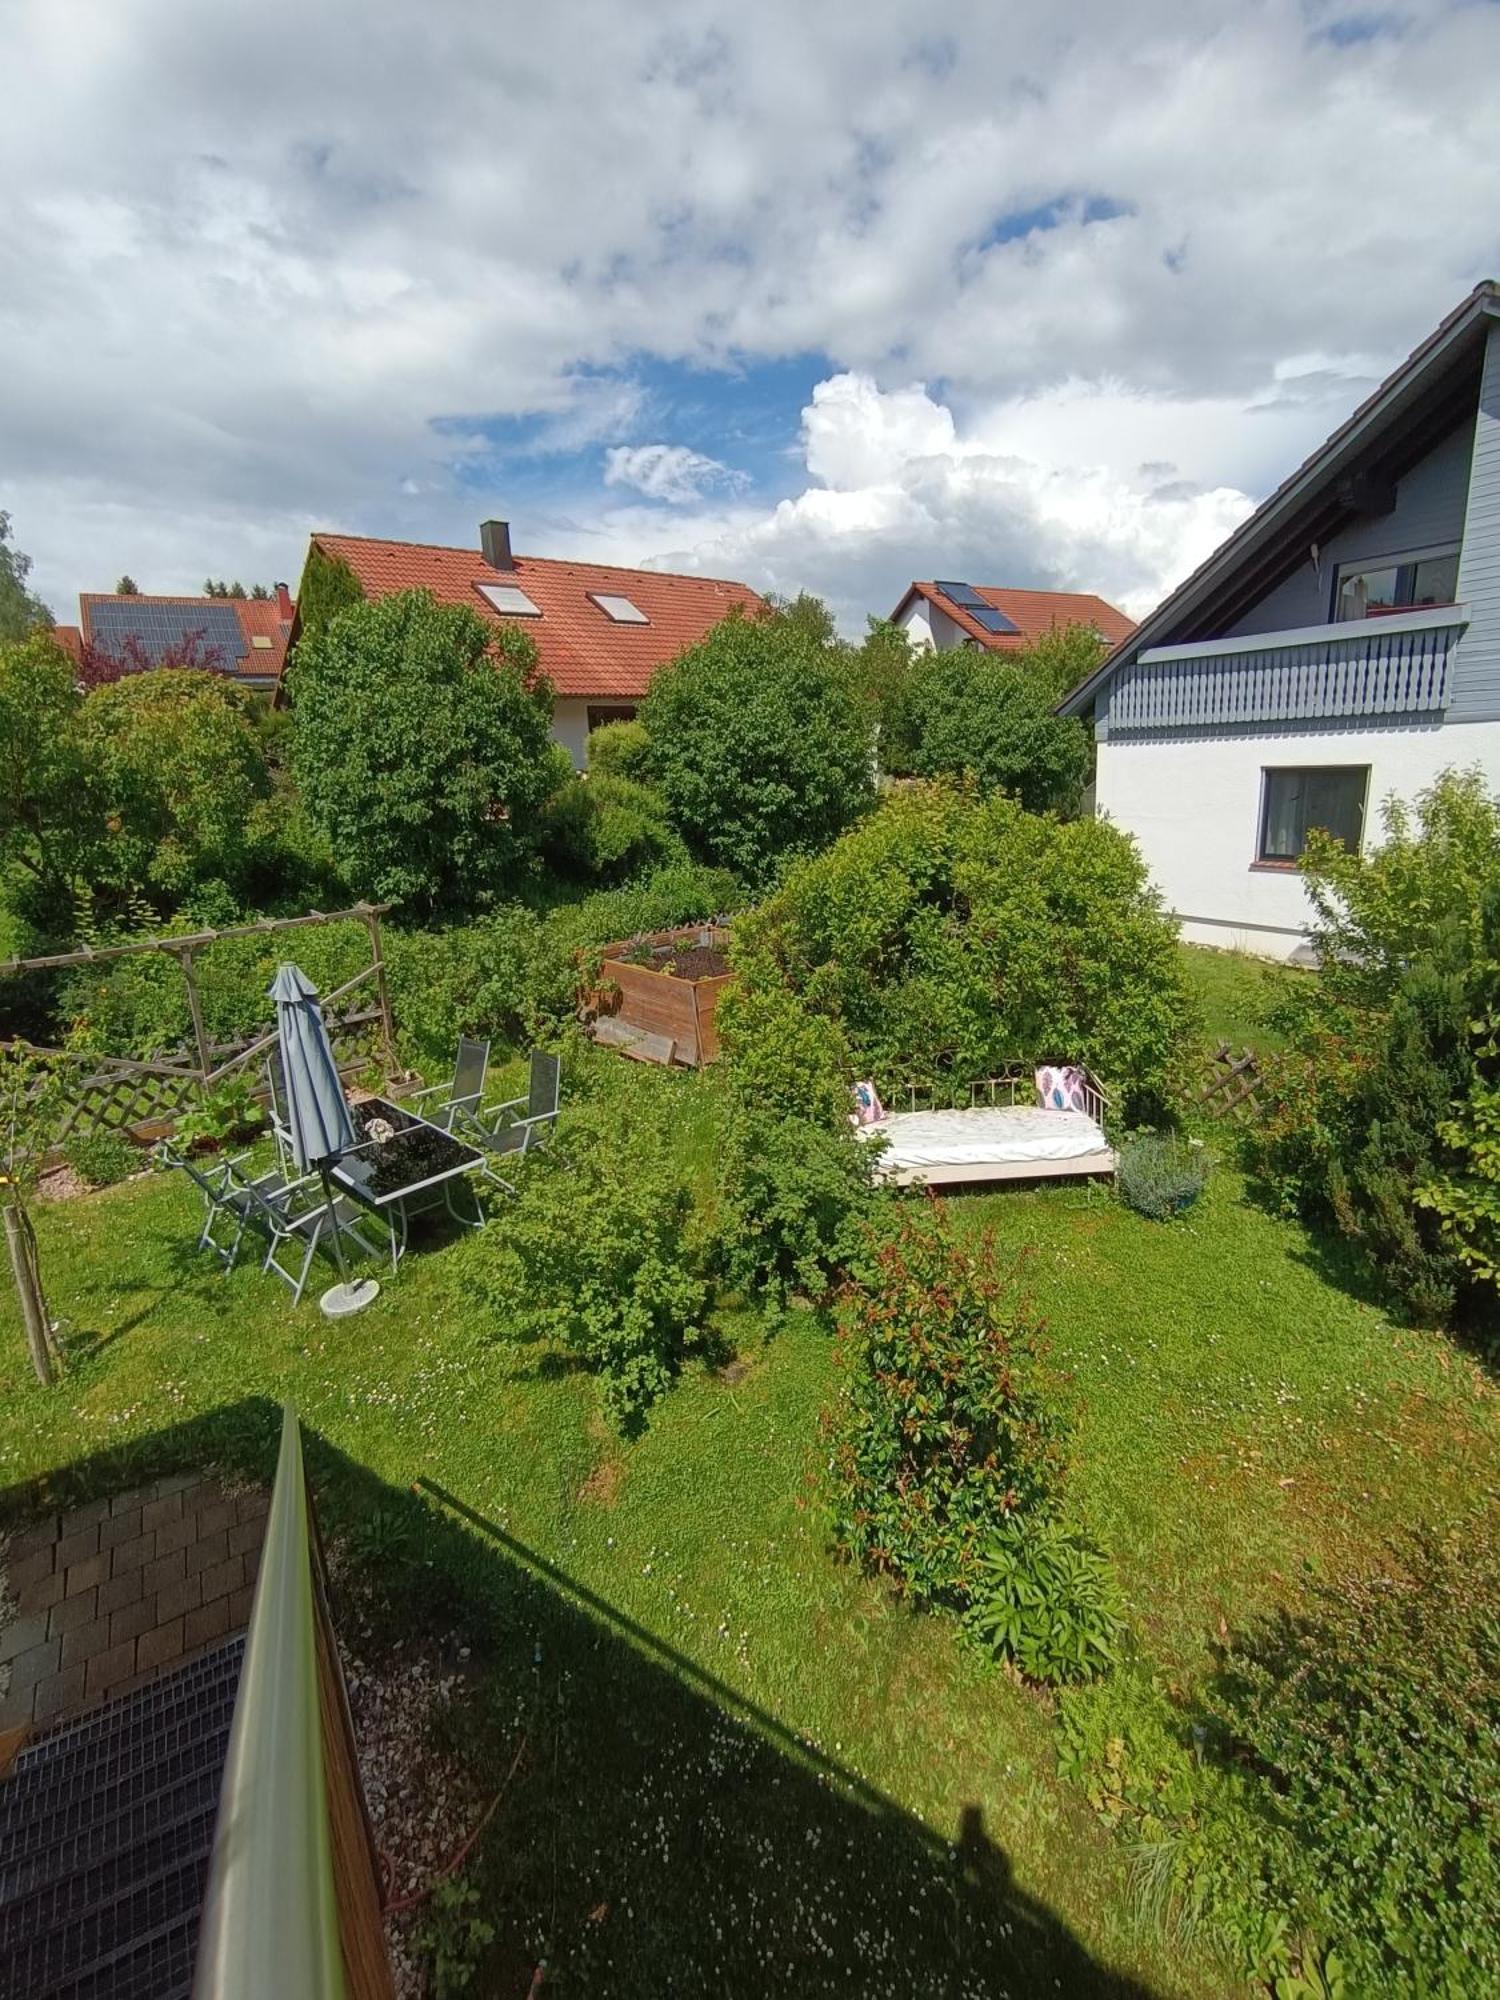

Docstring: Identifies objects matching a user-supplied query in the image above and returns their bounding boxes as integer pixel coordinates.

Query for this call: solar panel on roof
[934,580,985,608]
[971,605,1021,635]
[476,582,541,617]
[87,601,245,672]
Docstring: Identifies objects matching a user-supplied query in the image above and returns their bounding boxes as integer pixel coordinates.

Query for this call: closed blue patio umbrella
[270,963,379,1317]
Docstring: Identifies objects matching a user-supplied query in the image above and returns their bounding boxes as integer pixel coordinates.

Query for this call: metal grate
[0,1855,206,1995]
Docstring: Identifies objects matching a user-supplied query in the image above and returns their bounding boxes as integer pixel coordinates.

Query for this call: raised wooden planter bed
[589,924,736,1068]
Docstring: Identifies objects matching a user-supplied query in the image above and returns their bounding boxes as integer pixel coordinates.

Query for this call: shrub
[827,1207,1069,1611]
[1210,1517,1500,1996]
[61,1128,141,1188]
[289,588,556,914]
[472,1091,710,1431]
[964,1516,1122,1684]
[1117,1134,1209,1220]
[640,603,876,885]
[540,770,685,883]
[714,1110,876,1316]
[586,718,651,779]
[730,783,1189,1119]
[717,978,852,1128]
[899,648,1092,814]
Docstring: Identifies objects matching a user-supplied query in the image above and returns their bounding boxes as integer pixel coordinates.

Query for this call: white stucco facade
[550,697,640,767]
[894,598,966,652]
[1095,719,1500,961]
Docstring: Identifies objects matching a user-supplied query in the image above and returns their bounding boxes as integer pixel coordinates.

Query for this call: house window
[476,582,541,617]
[1334,548,1459,620]
[589,592,648,623]
[586,704,638,732]
[1257,767,1368,864]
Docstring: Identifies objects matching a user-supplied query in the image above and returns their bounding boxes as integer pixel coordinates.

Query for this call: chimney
[274,581,293,619]
[480,519,514,571]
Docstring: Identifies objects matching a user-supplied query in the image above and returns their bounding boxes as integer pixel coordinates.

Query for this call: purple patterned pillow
[1035,1064,1087,1113]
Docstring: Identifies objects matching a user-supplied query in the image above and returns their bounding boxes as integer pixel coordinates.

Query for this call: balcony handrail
[193,1403,346,2000]
[1138,600,1468,665]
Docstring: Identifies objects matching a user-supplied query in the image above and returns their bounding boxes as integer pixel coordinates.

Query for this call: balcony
[1105,603,1468,734]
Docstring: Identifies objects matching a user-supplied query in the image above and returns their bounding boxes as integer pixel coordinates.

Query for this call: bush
[964,1516,1122,1684]
[472,1090,710,1430]
[714,1110,876,1316]
[827,1207,1070,1612]
[640,604,876,885]
[1211,1518,1500,1996]
[62,1128,141,1188]
[730,783,1189,1119]
[1117,1134,1209,1220]
[586,718,651,779]
[540,770,685,884]
[897,648,1092,814]
[717,978,852,1128]
[289,588,556,914]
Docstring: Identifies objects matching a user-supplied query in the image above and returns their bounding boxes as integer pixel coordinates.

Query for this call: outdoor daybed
[854,1066,1115,1188]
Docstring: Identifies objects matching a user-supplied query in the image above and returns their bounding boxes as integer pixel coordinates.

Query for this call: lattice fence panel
[1191,1042,1266,1124]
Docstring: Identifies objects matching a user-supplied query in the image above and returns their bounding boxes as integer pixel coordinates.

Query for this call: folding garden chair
[410,1037,491,1135]
[222,1157,393,1307]
[264,1046,294,1170]
[156,1142,296,1273]
[478,1049,561,1158]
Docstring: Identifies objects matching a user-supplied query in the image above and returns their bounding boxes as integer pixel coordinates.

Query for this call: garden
[1,562,1498,1996]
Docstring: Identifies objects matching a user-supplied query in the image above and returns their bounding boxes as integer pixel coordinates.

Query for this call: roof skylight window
[589,592,649,624]
[477,582,541,617]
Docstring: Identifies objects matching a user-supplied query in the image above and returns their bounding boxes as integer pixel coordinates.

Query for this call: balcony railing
[1105,603,1468,734]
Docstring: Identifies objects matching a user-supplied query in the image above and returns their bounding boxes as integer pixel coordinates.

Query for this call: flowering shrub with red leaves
[825,1205,1070,1613]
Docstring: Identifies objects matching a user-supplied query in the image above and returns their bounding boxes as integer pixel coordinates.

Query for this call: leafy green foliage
[0,512,52,643]
[290,588,556,914]
[896,648,1092,813]
[415,1874,495,1997]
[541,769,685,883]
[731,783,1189,1117]
[173,1075,266,1149]
[585,717,651,778]
[290,542,364,651]
[1117,1135,1209,1221]
[0,634,103,914]
[640,605,876,885]
[717,976,852,1127]
[61,1129,141,1188]
[1252,770,1500,1328]
[473,1090,710,1430]
[827,1207,1069,1611]
[714,1110,876,1315]
[965,1515,1122,1683]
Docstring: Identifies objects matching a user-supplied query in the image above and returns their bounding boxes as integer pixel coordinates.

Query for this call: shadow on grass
[0,1400,1165,2000]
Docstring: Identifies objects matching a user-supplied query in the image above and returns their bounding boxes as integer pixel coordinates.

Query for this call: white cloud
[0,0,1496,615]
[603,443,742,503]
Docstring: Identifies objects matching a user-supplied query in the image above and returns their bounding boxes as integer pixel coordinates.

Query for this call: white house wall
[1095,718,1500,962]
[896,599,966,651]
[551,698,593,767]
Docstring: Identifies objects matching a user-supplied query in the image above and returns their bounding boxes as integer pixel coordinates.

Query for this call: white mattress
[857,1104,1108,1174]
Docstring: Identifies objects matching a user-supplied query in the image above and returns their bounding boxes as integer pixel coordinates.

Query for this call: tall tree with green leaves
[0,512,53,643]
[291,543,364,653]
[114,574,140,596]
[898,646,1092,814]
[0,634,105,914]
[290,588,556,913]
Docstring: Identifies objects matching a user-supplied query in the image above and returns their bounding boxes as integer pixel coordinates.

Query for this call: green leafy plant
[964,1515,1122,1683]
[714,1109,876,1318]
[414,1873,496,1997]
[62,1127,141,1189]
[1117,1134,1209,1221]
[826,1206,1070,1612]
[175,1074,265,1150]
[896,645,1093,814]
[473,1092,710,1430]
[345,1501,413,1569]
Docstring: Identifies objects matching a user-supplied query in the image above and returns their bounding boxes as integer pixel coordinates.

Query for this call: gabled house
[1060,283,1500,963]
[292,523,766,764]
[889,580,1134,656]
[73,587,294,690]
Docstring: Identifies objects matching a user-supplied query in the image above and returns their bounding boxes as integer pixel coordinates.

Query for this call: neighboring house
[889,580,1135,656]
[1060,282,1500,963]
[293,522,766,764]
[72,586,294,690]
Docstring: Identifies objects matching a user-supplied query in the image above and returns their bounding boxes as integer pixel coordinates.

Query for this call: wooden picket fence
[1190,1042,1266,1124]
[0,904,400,1157]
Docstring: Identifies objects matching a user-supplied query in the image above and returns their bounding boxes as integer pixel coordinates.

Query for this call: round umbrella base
[320,1278,380,1318]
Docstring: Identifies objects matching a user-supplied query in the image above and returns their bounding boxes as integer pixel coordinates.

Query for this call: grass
[1,1061,1494,1995]
[1176,942,1305,1054]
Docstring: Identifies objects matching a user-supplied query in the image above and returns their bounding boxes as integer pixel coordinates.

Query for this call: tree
[292,543,364,653]
[79,669,276,903]
[203,577,248,599]
[1014,621,1111,706]
[290,588,556,913]
[0,634,105,912]
[639,605,876,886]
[897,647,1092,814]
[114,574,139,596]
[249,583,272,600]
[0,512,53,643]
[0,1044,67,1384]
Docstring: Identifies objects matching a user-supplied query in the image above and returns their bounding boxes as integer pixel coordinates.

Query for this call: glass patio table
[329,1096,490,1262]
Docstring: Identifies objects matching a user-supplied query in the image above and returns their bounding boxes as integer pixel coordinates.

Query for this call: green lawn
[1,1076,1493,1995]
[1177,942,1304,1054]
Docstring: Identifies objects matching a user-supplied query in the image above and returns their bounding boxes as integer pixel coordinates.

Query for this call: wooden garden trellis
[1191,1042,1266,1124]
[0,903,400,1152]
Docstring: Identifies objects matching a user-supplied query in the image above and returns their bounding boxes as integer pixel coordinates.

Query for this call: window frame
[588,591,649,624]
[475,581,542,618]
[1330,542,1460,622]
[586,703,639,733]
[1254,764,1370,870]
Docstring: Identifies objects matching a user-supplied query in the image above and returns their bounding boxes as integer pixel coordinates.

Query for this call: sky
[3,0,1499,635]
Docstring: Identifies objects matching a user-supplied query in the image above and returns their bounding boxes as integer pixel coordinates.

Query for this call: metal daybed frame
[866,1065,1116,1187]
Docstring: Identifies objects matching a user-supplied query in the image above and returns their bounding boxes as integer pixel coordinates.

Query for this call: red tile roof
[77,593,291,681]
[893,582,1135,655]
[50,624,83,667]
[307,533,766,699]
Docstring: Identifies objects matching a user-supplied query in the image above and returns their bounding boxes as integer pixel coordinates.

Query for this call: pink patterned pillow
[1035,1064,1087,1114]
[851,1080,886,1126]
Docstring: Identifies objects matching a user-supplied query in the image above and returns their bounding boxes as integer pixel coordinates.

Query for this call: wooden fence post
[363,907,398,1079]
[178,947,214,1086]
[5,1202,56,1386]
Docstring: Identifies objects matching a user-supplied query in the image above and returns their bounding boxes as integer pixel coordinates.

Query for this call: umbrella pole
[317,1166,379,1318]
